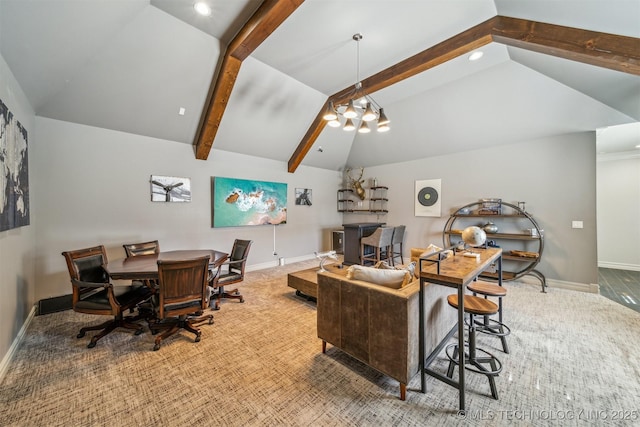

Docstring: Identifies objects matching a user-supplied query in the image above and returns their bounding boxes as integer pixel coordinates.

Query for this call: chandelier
[323,33,390,133]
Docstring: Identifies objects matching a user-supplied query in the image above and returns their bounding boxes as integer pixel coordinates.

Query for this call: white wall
[0,54,36,361]
[33,117,343,301]
[343,132,598,286]
[597,153,640,270]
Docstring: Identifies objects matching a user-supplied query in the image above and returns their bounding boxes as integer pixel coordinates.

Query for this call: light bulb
[358,120,371,133]
[194,2,212,16]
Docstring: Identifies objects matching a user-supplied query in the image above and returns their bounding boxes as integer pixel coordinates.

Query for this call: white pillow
[346,265,410,289]
[375,260,416,278]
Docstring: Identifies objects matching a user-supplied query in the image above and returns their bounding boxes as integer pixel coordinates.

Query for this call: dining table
[105,249,229,281]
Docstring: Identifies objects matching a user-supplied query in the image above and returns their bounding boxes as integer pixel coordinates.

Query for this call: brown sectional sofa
[316,267,457,400]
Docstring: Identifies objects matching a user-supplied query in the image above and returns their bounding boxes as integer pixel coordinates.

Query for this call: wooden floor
[599,267,640,313]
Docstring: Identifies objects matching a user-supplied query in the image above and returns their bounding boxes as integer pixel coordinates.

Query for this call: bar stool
[445,294,502,399]
[467,280,511,354]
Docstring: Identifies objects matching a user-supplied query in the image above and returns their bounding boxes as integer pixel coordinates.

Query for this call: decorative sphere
[462,226,487,247]
[482,222,499,234]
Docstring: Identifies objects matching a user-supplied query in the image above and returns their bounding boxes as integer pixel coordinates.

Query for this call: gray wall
[343,132,598,286]
[32,117,343,301]
[0,54,36,363]
[597,153,640,270]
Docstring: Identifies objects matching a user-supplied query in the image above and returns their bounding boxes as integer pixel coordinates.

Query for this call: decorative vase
[482,222,498,234]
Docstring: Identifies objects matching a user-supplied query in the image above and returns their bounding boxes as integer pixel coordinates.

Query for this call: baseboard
[546,278,599,293]
[0,305,37,383]
[247,254,316,272]
[598,262,640,272]
[517,275,599,293]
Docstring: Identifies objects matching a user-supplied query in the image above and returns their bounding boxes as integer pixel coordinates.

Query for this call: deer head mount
[346,167,366,200]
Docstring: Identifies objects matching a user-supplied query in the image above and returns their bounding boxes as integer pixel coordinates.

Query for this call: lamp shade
[343,118,356,131]
[362,102,376,122]
[377,108,389,125]
[343,100,358,119]
[323,102,338,121]
[358,120,371,133]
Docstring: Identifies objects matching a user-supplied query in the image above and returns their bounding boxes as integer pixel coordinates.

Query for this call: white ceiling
[1,0,639,171]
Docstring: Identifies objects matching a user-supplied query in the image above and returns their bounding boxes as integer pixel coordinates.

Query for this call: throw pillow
[346,265,410,289]
[375,260,416,279]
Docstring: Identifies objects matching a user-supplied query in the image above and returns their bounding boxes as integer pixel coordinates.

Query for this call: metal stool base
[445,343,502,399]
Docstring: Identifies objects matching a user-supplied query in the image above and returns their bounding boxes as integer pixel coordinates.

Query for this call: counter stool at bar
[467,280,511,354]
[445,294,503,399]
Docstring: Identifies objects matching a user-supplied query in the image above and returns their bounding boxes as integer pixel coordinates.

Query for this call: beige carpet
[1,259,640,426]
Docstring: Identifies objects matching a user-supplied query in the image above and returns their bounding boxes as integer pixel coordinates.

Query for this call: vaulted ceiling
[1,0,639,172]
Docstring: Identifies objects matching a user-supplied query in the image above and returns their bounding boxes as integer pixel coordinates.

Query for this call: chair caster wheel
[135,328,144,335]
[195,335,201,343]
[240,298,245,303]
[153,343,160,351]
[77,332,85,338]
[87,341,97,348]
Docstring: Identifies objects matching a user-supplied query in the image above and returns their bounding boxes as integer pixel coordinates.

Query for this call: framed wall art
[150,175,191,202]
[0,98,30,232]
[415,179,441,217]
[295,188,312,206]
[212,176,287,227]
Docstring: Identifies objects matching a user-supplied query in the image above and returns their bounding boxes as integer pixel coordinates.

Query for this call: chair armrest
[220,258,247,267]
[71,278,110,289]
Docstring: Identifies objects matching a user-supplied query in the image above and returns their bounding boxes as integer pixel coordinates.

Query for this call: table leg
[419,278,426,393]
[458,283,465,411]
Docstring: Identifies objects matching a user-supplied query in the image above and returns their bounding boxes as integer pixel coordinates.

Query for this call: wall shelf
[337,186,388,214]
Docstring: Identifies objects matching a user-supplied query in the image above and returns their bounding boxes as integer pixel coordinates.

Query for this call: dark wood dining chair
[123,240,160,257]
[150,256,213,351]
[123,240,160,287]
[61,245,153,348]
[209,239,252,310]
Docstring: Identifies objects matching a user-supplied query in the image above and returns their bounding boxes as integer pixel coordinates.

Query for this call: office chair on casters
[123,240,160,257]
[150,256,214,351]
[122,240,161,317]
[209,239,252,310]
[61,245,153,348]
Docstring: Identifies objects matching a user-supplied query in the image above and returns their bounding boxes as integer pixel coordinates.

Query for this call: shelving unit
[337,186,388,214]
[443,200,546,292]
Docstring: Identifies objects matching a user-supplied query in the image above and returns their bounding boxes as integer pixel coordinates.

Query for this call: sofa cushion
[346,264,410,289]
[374,260,416,278]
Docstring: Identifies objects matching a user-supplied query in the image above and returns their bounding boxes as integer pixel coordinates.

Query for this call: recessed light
[194,2,211,17]
[178,107,186,116]
[468,51,484,61]
[636,144,640,149]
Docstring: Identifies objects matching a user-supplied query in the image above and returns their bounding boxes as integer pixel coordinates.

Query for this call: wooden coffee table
[287,263,347,300]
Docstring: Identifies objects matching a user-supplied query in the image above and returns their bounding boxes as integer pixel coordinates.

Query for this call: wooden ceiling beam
[491,16,640,76]
[287,17,496,172]
[288,16,640,172]
[195,0,304,160]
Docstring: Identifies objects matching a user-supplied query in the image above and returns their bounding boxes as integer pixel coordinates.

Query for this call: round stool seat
[467,280,507,296]
[447,294,498,316]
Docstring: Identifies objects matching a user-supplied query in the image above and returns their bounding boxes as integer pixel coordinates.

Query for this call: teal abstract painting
[212,177,287,227]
